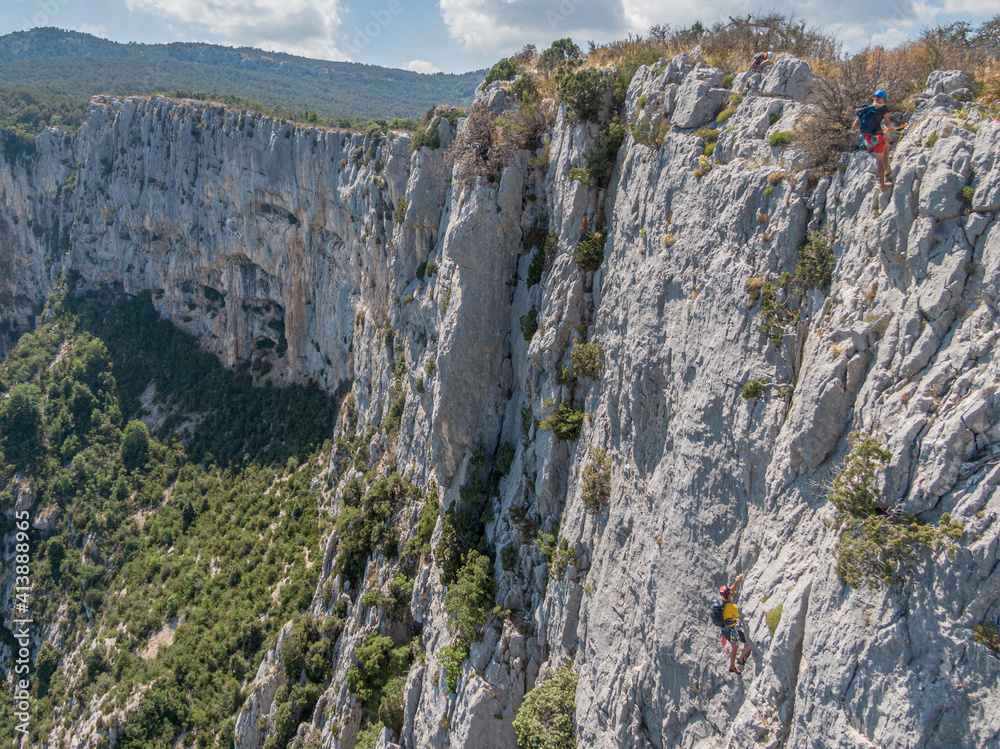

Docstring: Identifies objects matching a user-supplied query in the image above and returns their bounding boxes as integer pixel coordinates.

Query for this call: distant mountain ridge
[0,27,485,119]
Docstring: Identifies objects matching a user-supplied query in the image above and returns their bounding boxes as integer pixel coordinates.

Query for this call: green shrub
[538,404,584,441]
[444,550,495,646]
[520,308,539,342]
[539,38,581,71]
[973,622,1000,653]
[535,532,577,580]
[345,632,412,716]
[544,230,559,257]
[394,196,410,223]
[581,448,611,513]
[567,167,593,185]
[378,675,407,732]
[959,186,974,205]
[354,721,384,749]
[335,472,414,586]
[696,127,719,142]
[361,589,390,609]
[496,441,516,476]
[415,261,427,280]
[501,544,519,571]
[511,73,539,106]
[830,432,964,588]
[745,231,834,347]
[438,550,496,692]
[411,119,443,151]
[715,108,736,124]
[573,231,606,271]
[765,604,783,638]
[383,390,406,438]
[769,131,795,147]
[0,381,43,467]
[403,481,438,558]
[485,58,519,85]
[439,643,468,693]
[559,68,607,123]
[741,379,767,400]
[570,342,603,379]
[723,74,735,88]
[829,432,893,520]
[586,121,626,188]
[526,247,547,287]
[795,230,834,291]
[703,142,715,157]
[513,665,578,749]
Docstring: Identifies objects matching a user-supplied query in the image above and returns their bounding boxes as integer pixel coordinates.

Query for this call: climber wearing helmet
[719,574,751,674]
[748,50,775,72]
[853,89,898,191]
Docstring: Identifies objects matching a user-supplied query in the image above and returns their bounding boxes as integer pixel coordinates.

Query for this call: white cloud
[72,23,109,38]
[437,0,994,55]
[125,0,347,60]
[944,0,1000,12]
[437,0,628,52]
[405,59,441,74]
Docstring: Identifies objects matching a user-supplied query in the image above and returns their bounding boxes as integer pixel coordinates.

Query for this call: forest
[0,28,483,122]
[0,287,339,747]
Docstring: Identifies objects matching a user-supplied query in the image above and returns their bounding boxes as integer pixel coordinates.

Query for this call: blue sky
[0,0,996,73]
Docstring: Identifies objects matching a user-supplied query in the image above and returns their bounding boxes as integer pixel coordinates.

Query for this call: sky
[0,0,996,74]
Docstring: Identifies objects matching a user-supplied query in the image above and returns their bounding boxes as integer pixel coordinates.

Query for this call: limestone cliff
[1,55,999,749]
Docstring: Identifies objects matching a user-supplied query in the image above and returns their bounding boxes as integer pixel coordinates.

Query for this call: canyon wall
[1,56,998,748]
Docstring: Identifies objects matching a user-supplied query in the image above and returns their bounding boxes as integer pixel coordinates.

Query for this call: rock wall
[1,57,998,749]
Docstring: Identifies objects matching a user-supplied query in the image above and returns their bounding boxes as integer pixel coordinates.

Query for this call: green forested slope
[0,28,484,121]
[0,288,339,747]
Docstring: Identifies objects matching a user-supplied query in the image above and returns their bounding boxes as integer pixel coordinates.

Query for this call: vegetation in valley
[0,287,338,747]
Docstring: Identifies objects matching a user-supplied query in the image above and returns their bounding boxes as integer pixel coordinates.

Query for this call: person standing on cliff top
[852,89,898,192]
[720,574,751,674]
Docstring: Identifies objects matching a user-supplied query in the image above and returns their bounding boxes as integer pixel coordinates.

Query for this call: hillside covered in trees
[0,28,484,122]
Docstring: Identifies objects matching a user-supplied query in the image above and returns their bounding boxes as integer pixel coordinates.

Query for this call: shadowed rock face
[2,62,999,749]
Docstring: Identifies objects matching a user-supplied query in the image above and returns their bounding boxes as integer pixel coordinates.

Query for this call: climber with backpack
[853,89,898,192]
[710,573,751,674]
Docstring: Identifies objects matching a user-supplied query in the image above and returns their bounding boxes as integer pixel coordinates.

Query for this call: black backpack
[710,600,727,627]
[855,104,879,135]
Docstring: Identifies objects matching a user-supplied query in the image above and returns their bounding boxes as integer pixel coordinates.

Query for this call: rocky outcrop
[1,56,999,749]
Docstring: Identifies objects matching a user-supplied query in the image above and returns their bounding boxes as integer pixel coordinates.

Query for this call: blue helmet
[874,89,888,100]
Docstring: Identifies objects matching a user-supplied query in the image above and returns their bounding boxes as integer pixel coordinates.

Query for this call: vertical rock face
[1,62,999,749]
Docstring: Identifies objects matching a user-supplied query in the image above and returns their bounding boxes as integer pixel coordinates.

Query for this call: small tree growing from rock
[513,664,579,749]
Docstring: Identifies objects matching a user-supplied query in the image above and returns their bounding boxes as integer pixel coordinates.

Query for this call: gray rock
[2,57,999,749]
[672,76,728,129]
[758,56,815,99]
[925,70,972,96]
[918,135,973,219]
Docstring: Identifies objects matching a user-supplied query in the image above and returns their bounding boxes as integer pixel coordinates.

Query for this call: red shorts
[864,132,887,154]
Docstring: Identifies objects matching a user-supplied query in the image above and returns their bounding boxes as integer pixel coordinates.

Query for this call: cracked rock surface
[1,60,998,749]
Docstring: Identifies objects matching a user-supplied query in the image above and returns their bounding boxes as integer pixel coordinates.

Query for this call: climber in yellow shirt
[719,574,752,674]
